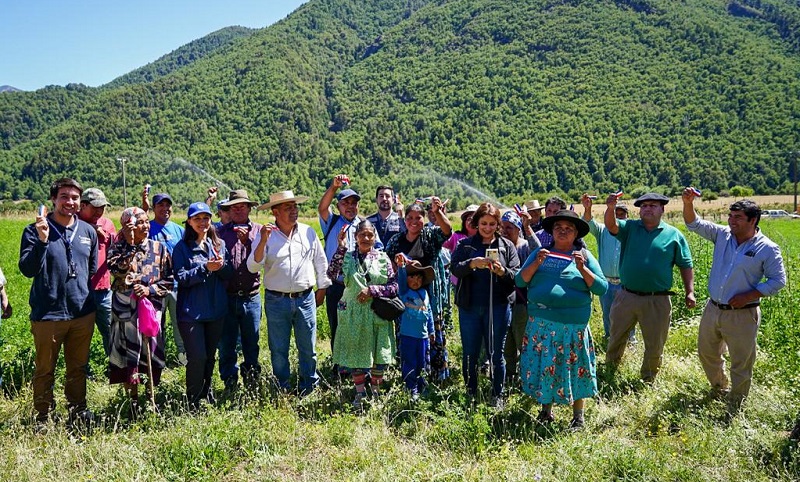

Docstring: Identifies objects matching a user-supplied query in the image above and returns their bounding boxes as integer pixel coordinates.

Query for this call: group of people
[14,175,788,431]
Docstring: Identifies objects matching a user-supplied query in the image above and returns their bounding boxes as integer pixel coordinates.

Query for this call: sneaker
[490,396,505,410]
[536,409,555,424]
[352,392,366,409]
[410,391,420,402]
[177,352,188,366]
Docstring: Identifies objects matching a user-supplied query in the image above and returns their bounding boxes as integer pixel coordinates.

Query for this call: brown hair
[469,202,501,232]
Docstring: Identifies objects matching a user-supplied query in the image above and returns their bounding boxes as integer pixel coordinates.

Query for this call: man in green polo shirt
[603,192,695,382]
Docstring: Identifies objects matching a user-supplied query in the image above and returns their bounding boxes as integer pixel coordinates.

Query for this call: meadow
[0,212,799,481]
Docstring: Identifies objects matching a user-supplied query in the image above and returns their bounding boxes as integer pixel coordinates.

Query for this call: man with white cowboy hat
[217,189,263,394]
[247,190,331,395]
[523,199,546,233]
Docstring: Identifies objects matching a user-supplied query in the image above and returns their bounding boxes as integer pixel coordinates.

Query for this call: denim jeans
[93,289,112,356]
[324,281,345,351]
[219,293,262,388]
[178,319,225,406]
[265,290,319,394]
[459,302,511,397]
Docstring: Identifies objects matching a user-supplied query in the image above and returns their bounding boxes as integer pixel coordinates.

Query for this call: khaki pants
[698,300,760,404]
[31,313,95,419]
[606,289,671,381]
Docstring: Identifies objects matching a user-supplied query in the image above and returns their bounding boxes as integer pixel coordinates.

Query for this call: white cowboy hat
[257,190,309,210]
[524,199,545,211]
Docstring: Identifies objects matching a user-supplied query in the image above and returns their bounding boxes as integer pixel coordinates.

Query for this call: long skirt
[520,316,597,405]
[108,311,166,386]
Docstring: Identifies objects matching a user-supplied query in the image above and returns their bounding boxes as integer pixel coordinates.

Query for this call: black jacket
[450,234,520,308]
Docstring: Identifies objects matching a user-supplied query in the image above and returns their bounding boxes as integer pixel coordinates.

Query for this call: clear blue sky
[0,0,308,91]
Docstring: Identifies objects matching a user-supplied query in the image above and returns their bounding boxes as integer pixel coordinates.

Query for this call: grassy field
[1,214,799,481]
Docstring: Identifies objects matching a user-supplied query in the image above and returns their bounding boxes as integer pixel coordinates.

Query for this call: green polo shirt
[614,219,693,292]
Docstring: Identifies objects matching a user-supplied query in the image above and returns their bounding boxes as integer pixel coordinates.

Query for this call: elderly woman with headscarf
[516,210,607,430]
[106,207,174,414]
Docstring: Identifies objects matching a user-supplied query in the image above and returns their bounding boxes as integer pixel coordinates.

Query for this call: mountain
[0,86,22,93]
[103,26,257,89]
[1,0,798,208]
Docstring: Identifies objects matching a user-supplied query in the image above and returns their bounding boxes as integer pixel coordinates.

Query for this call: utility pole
[118,157,127,208]
[793,151,798,214]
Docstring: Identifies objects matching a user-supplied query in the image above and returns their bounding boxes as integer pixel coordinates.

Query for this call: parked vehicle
[762,209,800,219]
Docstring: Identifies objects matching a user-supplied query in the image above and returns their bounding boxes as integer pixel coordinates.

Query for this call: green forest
[1,0,799,210]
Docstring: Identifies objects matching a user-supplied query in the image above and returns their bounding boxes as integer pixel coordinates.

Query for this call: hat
[524,200,545,211]
[152,193,173,206]
[633,193,670,207]
[220,189,257,207]
[81,188,110,207]
[187,202,212,218]
[216,198,228,211]
[541,209,590,238]
[406,262,435,286]
[615,203,629,213]
[501,211,522,231]
[257,190,309,210]
[460,204,480,221]
[336,189,361,202]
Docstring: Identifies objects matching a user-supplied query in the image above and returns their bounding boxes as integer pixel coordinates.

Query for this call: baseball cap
[187,202,213,218]
[336,189,361,201]
[152,193,174,205]
[81,188,110,207]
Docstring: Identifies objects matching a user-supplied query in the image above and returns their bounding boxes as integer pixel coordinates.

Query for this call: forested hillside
[0,0,798,208]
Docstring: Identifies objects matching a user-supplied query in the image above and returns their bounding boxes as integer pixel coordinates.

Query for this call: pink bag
[135,294,161,338]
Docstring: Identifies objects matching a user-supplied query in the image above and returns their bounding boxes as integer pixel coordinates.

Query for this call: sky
[0,0,308,91]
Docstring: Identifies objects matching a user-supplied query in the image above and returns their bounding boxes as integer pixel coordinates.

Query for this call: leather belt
[230,289,260,297]
[710,299,759,311]
[266,287,313,298]
[606,277,621,285]
[623,286,674,296]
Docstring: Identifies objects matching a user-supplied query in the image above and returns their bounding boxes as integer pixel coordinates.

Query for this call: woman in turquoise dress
[327,220,398,408]
[515,210,607,429]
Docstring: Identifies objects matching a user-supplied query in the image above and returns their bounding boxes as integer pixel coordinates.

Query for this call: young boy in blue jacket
[395,254,435,400]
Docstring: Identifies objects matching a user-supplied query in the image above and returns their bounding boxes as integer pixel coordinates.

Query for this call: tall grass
[1,216,799,480]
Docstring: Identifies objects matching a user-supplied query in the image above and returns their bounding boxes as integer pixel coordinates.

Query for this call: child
[394,254,435,400]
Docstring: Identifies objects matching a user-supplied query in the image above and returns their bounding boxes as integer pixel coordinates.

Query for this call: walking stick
[144,335,156,412]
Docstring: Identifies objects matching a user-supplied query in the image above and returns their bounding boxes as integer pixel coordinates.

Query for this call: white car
[762,209,800,219]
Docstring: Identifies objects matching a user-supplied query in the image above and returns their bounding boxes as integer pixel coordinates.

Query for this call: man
[581,194,635,343]
[524,199,546,233]
[682,191,785,410]
[535,196,567,247]
[366,185,405,245]
[78,188,116,356]
[217,189,263,393]
[248,190,330,395]
[142,190,187,365]
[604,192,695,382]
[318,174,382,354]
[19,178,98,425]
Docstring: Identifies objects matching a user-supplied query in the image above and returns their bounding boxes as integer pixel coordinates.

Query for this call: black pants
[178,319,225,406]
[325,282,345,351]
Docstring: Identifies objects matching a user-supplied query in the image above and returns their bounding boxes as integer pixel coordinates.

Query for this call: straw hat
[524,199,545,211]
[257,190,309,210]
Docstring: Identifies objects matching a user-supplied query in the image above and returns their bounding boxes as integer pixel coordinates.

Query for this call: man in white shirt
[247,190,331,395]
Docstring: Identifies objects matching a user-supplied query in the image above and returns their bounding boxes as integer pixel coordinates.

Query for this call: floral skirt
[520,316,597,405]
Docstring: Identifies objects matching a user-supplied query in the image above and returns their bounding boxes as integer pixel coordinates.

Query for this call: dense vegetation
[0,0,799,209]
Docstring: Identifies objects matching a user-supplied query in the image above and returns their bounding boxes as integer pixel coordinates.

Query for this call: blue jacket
[173,237,233,322]
[397,267,434,338]
[19,216,98,321]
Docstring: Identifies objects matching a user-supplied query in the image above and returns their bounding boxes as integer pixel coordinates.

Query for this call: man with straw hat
[247,190,331,396]
[217,189,263,394]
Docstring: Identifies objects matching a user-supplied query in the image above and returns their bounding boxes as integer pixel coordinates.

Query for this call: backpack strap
[323,213,341,246]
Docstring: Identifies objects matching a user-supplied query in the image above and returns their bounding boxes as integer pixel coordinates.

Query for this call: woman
[172,202,233,408]
[327,220,398,408]
[107,207,174,413]
[385,198,452,381]
[515,210,607,429]
[450,203,520,407]
[443,204,479,255]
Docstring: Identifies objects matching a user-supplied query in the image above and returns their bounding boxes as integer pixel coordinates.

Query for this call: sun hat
[541,209,590,238]
[524,200,545,211]
[187,202,213,218]
[220,189,258,207]
[406,262,435,286]
[257,190,309,210]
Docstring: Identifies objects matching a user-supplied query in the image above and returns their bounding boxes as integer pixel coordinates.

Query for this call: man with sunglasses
[19,178,99,427]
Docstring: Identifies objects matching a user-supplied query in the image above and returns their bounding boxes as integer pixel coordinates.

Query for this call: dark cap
[633,193,670,207]
[152,193,173,205]
[336,189,361,202]
[541,209,590,238]
[615,204,629,213]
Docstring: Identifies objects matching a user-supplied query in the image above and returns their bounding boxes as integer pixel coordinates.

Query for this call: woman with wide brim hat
[515,209,608,429]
